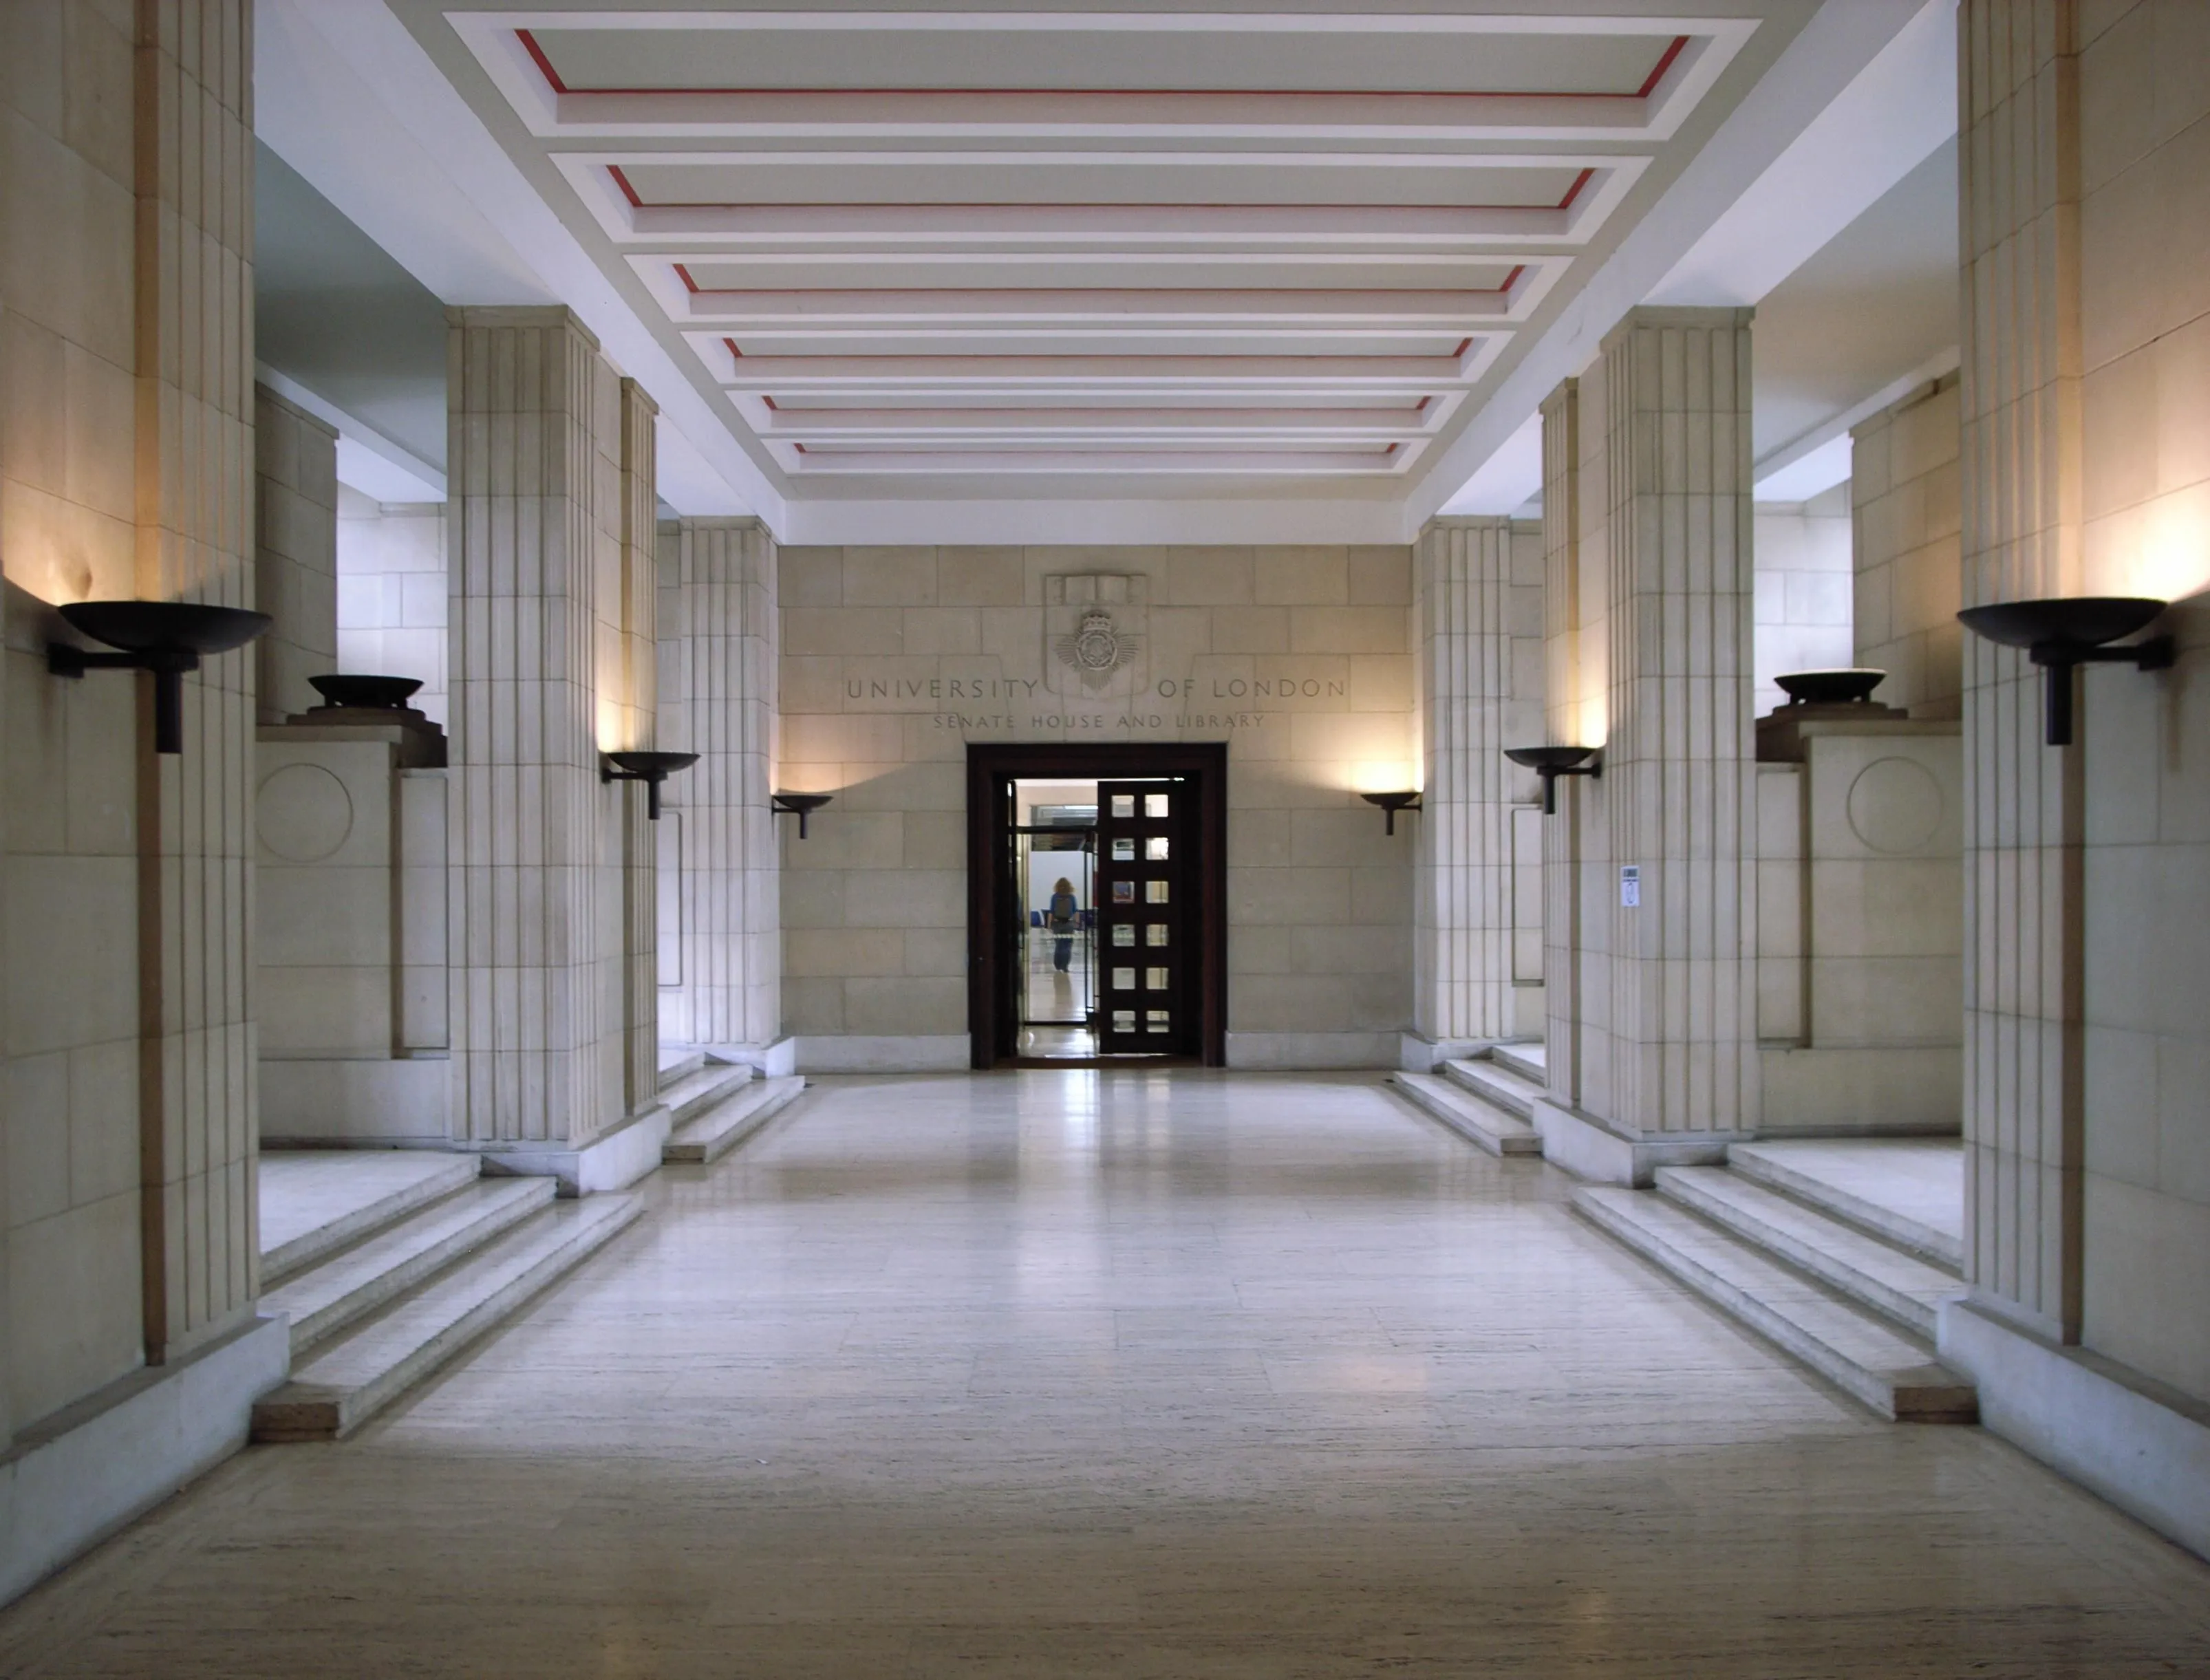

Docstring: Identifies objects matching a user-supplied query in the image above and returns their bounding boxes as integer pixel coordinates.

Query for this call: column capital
[1598,304,1755,352]
[444,304,602,352]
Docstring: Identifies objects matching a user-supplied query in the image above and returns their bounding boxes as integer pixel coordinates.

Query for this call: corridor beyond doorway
[7,1072,2207,1676]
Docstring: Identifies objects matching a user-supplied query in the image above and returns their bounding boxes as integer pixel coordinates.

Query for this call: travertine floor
[6,1073,2208,1677]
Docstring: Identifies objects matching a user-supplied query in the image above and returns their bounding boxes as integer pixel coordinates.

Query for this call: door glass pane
[1146,924,1168,947]
[1146,793,1170,817]
[1146,1009,1170,1033]
[1113,1009,1135,1033]
[1113,967,1135,991]
[1146,967,1168,990]
[1145,837,1170,861]
[1112,881,1135,903]
[1145,879,1169,903]
[1111,794,1135,818]
[1111,924,1135,947]
[1111,838,1135,861]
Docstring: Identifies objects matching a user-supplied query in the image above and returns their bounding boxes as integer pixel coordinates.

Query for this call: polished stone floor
[5,1072,2208,1677]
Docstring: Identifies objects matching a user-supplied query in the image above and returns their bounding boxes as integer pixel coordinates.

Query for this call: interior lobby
[3,1,2210,1672]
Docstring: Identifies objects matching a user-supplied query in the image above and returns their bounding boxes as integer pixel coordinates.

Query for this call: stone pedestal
[1753,709,1962,1133]
[1410,518,1545,1060]
[256,716,449,1145]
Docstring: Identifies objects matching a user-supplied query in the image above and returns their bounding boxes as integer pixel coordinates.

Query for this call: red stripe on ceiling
[1637,35,1691,100]
[1451,338,1472,357]
[762,396,780,411]
[517,29,1693,105]
[608,164,644,208]
[631,197,1582,214]
[515,30,569,94]
[685,283,1519,300]
[724,337,744,362]
[674,261,700,293]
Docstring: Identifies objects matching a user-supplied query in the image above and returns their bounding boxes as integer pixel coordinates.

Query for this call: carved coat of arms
[1044,574,1148,699]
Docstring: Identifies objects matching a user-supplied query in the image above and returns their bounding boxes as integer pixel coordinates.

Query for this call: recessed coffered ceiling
[366,2,1839,532]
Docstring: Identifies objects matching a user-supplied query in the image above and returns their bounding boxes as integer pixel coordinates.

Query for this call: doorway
[967,742,1227,1069]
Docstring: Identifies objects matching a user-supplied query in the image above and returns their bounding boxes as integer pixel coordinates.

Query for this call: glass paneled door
[1094,779,1197,1055]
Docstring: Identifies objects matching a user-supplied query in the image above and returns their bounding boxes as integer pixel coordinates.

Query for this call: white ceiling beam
[760,409,1437,439]
[716,355,1474,391]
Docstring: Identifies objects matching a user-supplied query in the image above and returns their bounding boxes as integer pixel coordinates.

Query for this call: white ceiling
[259,0,1953,541]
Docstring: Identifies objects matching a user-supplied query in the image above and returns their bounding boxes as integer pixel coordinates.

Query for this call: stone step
[1386,1073,1542,1158]
[1654,1167,1964,1339]
[656,1046,707,1092]
[1728,1141,1963,1270]
[657,1060,757,1128]
[253,1196,645,1442]
[260,1153,481,1288]
[1440,1055,1545,1121]
[263,1178,557,1358]
[1490,1041,1547,1086]
[1572,1186,1976,1423]
[663,1075,809,1165]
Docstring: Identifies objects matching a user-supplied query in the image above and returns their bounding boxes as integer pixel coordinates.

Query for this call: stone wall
[775,543,1415,1069]
[253,385,339,722]
[336,488,447,726]
[1852,372,1963,717]
[1751,486,1854,717]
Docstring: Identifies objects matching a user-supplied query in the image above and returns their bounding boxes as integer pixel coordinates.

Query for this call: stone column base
[481,1103,672,1196]
[1939,1298,2210,1563]
[1530,1098,1744,1187]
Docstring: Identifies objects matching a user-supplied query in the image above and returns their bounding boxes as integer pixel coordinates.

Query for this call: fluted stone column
[656,517,781,1053]
[614,379,661,1114]
[1410,518,1544,1058]
[1955,1,2085,1342]
[1534,310,1759,1174]
[445,306,663,1179]
[1539,378,1590,1106]
[135,1,264,1359]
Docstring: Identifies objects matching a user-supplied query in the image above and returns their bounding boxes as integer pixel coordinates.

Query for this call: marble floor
[6,1073,2208,1677]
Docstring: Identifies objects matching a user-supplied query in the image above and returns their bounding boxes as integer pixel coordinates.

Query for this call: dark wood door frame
[966,742,1227,1069]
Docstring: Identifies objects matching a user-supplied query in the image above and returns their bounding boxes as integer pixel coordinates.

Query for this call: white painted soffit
[1410,0,1954,537]
[257,0,771,521]
[1751,343,1961,499]
[257,364,449,502]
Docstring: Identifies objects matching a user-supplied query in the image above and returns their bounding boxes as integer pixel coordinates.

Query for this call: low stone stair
[253,1165,643,1442]
[1573,1150,1975,1423]
[1386,1046,1543,1157]
[664,1073,809,1164]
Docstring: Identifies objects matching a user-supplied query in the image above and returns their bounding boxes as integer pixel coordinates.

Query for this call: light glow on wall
[2128,489,2210,607]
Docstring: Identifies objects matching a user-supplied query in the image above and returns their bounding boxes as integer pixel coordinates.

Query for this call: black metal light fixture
[1505,744,1603,815]
[771,791,832,839]
[1955,596,2174,746]
[1359,790,1423,835]
[47,600,272,755]
[306,674,423,712]
[600,750,698,820]
[1774,668,1887,706]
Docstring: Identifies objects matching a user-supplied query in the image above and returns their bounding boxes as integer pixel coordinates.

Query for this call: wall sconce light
[600,750,698,820]
[1358,790,1422,835]
[47,601,272,755]
[1505,744,1603,815]
[772,792,832,839]
[1955,596,2174,745]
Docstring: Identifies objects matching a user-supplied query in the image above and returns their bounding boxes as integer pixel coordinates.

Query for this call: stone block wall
[775,543,1415,1069]
[1852,372,1963,717]
[335,488,448,726]
[253,384,339,722]
[1751,485,1855,717]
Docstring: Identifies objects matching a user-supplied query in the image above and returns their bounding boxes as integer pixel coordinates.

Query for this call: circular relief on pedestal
[1845,757,1943,854]
[257,764,354,863]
